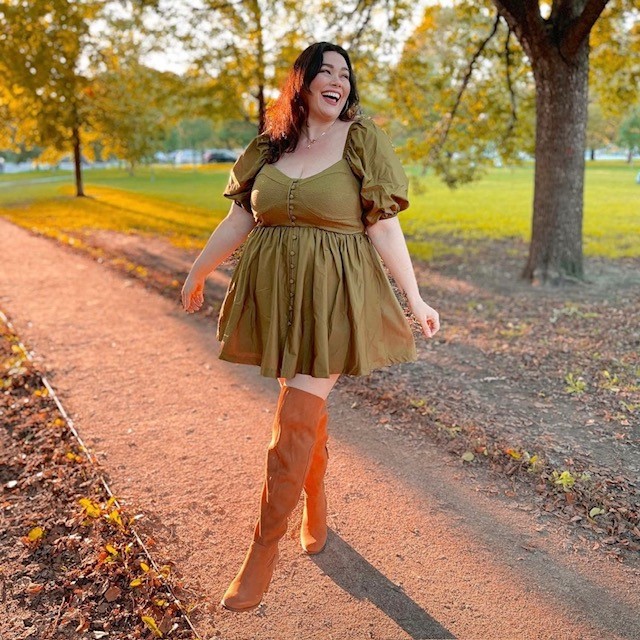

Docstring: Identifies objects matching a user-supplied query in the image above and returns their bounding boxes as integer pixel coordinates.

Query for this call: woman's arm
[366,216,440,338]
[181,203,257,312]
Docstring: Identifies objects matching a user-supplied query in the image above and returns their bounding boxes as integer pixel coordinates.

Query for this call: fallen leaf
[79,498,101,518]
[26,583,44,595]
[27,526,45,541]
[141,615,163,638]
[108,509,123,528]
[104,585,121,602]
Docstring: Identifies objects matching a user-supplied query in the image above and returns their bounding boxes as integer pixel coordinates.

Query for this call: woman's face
[306,51,351,122]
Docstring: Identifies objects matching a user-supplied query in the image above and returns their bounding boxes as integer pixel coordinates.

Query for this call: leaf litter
[0,319,201,639]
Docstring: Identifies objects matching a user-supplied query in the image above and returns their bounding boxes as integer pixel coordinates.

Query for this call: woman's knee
[282,372,340,400]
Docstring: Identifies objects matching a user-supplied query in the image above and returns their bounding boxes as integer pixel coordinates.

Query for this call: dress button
[290,251,295,255]
[289,278,294,284]
[291,215,296,220]
[287,321,292,326]
[292,235,297,240]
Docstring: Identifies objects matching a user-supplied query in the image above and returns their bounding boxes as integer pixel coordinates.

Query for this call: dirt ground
[1,218,639,640]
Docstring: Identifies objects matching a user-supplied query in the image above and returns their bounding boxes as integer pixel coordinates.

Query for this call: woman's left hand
[408,298,440,339]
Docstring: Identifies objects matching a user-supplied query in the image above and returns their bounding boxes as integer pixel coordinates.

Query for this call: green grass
[0,161,638,258]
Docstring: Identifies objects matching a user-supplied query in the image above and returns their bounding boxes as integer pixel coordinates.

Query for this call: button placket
[287,179,298,327]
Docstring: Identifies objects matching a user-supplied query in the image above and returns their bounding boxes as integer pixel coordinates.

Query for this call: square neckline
[266,119,360,181]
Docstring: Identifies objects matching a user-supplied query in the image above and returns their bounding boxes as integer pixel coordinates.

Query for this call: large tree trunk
[72,125,85,198]
[522,41,590,284]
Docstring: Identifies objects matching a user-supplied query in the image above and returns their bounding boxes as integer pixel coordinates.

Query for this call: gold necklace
[304,120,337,149]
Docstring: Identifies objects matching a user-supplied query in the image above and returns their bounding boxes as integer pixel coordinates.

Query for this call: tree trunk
[257,82,266,134]
[522,41,590,284]
[72,125,85,197]
[590,148,595,161]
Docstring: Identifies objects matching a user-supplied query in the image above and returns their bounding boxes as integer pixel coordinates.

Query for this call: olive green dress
[217,116,417,379]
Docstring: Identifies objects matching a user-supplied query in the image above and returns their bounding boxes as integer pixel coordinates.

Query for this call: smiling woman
[181,41,440,613]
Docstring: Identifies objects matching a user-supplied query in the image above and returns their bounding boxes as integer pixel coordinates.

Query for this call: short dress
[216,115,418,379]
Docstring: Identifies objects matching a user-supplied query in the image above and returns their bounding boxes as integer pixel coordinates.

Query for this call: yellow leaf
[108,509,123,528]
[461,451,475,462]
[141,615,163,638]
[27,526,45,541]
[79,498,102,518]
[140,561,150,572]
[505,448,522,459]
[589,507,605,518]
[105,544,118,555]
[129,578,142,588]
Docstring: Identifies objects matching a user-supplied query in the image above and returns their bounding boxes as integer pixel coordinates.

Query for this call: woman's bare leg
[280,372,341,399]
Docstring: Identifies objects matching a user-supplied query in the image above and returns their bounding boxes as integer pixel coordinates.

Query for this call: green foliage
[565,373,587,395]
[590,3,640,119]
[586,100,620,155]
[618,108,640,157]
[154,0,413,127]
[0,0,101,157]
[389,1,535,187]
[88,61,170,171]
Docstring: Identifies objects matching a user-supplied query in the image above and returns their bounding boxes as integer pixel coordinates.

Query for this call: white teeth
[322,92,340,102]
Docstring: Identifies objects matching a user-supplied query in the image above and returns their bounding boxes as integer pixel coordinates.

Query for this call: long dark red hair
[263,42,361,163]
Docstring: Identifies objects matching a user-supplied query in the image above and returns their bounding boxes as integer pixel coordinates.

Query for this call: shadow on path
[313,530,455,640]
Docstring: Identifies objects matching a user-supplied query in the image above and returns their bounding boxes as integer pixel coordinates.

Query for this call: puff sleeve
[344,117,409,227]
[222,133,270,212]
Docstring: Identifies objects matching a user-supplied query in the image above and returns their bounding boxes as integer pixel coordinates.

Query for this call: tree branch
[502,26,517,142]
[430,13,501,160]
[491,0,549,59]
[561,0,610,58]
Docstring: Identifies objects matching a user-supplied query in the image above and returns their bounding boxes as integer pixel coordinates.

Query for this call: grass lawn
[0,161,638,258]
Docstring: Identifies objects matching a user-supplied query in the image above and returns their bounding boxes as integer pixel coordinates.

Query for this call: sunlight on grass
[0,161,637,259]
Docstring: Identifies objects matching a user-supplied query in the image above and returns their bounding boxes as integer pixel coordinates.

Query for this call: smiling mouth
[321,92,341,104]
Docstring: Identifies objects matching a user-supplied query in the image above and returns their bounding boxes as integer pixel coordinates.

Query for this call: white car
[173,149,202,164]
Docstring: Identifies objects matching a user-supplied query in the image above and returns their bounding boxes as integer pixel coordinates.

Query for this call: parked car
[204,149,238,163]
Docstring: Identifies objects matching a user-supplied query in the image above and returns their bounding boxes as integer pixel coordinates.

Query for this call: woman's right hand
[181,271,205,313]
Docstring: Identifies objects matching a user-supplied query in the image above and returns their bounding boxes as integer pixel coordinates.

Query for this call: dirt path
[1,218,638,640]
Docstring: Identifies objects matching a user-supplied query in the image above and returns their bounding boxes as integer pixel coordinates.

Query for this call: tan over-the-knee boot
[220,385,326,612]
[300,405,328,554]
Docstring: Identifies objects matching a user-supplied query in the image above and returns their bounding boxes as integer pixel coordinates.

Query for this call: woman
[181,42,440,612]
